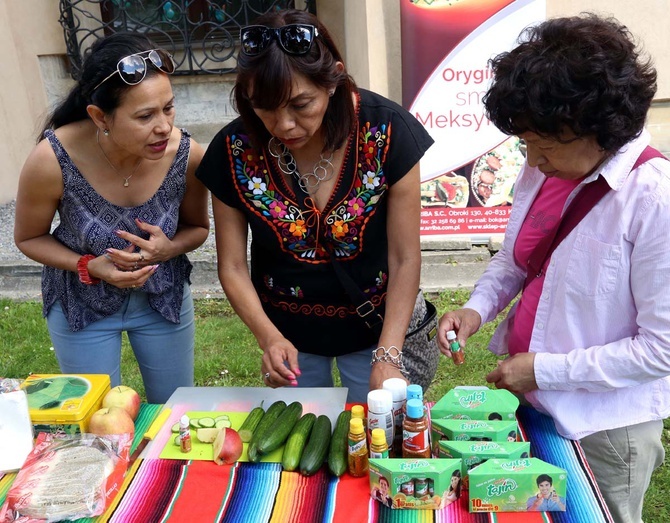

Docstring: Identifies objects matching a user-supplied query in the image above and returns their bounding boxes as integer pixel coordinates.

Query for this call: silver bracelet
[371,345,406,372]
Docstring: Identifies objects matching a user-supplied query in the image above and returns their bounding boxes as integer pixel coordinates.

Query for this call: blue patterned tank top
[42,129,193,331]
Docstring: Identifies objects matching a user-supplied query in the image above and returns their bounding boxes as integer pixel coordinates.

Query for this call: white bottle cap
[180,414,189,426]
[382,378,407,401]
[368,388,393,413]
[447,330,457,341]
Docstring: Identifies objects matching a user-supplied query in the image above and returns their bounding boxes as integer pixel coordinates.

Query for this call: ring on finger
[139,252,145,262]
[133,261,139,270]
[263,372,270,382]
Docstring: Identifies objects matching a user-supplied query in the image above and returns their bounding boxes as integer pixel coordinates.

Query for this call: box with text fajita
[468,457,567,513]
[369,458,462,510]
[437,440,531,489]
[20,373,111,435]
[430,386,519,421]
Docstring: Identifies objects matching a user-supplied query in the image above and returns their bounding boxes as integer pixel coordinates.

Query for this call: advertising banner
[400,0,545,238]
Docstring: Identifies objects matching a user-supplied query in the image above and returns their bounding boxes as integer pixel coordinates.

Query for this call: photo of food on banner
[420,136,526,208]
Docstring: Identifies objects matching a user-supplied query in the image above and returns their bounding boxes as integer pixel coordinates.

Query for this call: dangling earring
[103,128,110,136]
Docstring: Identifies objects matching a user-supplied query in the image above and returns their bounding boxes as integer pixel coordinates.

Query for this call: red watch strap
[77,254,101,285]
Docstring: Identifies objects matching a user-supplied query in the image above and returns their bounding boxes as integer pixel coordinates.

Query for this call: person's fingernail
[290,380,298,386]
[151,264,159,271]
[105,248,114,254]
[114,230,124,235]
[295,369,301,376]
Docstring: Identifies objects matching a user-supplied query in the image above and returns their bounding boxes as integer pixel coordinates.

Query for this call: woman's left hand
[485,353,538,393]
[106,218,174,270]
[370,362,408,391]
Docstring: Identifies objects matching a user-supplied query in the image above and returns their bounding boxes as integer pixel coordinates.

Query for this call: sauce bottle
[351,404,367,435]
[179,414,192,453]
[402,399,431,458]
[367,389,394,449]
[382,378,407,457]
[447,330,465,365]
[348,417,369,477]
[369,428,390,459]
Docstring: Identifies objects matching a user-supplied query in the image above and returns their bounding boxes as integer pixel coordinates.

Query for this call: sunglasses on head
[93,49,175,92]
[240,24,319,56]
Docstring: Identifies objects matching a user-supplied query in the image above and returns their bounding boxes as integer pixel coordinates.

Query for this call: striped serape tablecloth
[1,405,613,523]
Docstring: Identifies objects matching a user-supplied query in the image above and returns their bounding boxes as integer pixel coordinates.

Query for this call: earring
[103,129,110,136]
[328,89,335,97]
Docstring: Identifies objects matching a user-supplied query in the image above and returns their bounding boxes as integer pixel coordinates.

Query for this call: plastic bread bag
[1,432,132,522]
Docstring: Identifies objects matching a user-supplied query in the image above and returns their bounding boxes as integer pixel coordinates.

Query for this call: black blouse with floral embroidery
[197,89,433,357]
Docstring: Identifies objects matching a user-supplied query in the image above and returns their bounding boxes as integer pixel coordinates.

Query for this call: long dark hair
[38,32,161,142]
[234,9,357,152]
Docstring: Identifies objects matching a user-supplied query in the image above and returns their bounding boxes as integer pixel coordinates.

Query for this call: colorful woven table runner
[1,404,612,523]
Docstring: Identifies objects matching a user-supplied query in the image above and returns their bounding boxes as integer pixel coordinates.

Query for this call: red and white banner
[400,0,545,238]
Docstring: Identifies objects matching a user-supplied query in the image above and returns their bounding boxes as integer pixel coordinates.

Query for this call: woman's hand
[105,218,175,270]
[87,252,158,289]
[260,337,301,388]
[370,362,408,391]
[486,353,538,393]
[437,308,481,357]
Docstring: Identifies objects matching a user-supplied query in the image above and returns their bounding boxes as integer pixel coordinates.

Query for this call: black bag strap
[524,145,665,288]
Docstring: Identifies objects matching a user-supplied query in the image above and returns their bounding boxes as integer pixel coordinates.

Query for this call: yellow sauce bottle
[370,428,390,459]
[348,418,369,477]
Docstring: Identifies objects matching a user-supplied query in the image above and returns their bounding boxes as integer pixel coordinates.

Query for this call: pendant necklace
[268,137,334,194]
[96,129,143,187]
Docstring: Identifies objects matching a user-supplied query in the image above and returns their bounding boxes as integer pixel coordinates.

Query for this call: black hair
[449,469,462,497]
[483,13,657,152]
[38,32,162,142]
[536,474,553,486]
[234,9,357,152]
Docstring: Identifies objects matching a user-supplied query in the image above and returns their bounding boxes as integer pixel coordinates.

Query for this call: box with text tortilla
[369,458,462,510]
[468,457,567,512]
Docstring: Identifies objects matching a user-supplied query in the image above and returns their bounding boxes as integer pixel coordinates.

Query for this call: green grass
[1,293,668,521]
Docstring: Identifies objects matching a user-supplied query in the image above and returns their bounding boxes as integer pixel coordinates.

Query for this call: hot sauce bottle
[402,399,431,458]
[447,330,465,365]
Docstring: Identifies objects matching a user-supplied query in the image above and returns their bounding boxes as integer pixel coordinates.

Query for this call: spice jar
[402,399,431,458]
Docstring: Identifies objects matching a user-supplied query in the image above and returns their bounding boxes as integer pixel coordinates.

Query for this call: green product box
[469,458,567,513]
[369,458,462,510]
[430,386,519,421]
[437,440,531,488]
[431,418,519,455]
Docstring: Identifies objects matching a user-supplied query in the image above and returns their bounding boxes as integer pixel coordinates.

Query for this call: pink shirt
[508,177,582,355]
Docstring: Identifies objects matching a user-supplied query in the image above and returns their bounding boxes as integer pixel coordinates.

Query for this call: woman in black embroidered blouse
[196,9,433,402]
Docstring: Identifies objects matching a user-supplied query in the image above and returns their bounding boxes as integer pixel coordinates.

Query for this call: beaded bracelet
[371,345,406,372]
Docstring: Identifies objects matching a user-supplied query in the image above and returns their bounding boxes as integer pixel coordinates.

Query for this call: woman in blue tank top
[14,33,209,403]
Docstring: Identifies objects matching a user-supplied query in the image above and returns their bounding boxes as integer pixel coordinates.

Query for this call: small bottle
[351,404,367,435]
[179,414,192,453]
[369,428,390,459]
[382,378,407,457]
[402,399,431,458]
[447,330,465,365]
[367,389,394,449]
[347,418,369,477]
[404,384,424,416]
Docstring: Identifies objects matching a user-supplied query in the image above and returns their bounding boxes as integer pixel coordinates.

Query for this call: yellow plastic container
[21,373,111,435]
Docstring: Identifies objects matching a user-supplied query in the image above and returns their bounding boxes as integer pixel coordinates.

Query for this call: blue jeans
[296,347,372,404]
[47,285,195,404]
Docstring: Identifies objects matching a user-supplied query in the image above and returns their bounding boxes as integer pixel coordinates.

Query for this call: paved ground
[0,200,494,300]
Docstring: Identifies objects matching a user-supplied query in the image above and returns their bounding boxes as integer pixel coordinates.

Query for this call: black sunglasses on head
[240,24,319,56]
[93,49,175,92]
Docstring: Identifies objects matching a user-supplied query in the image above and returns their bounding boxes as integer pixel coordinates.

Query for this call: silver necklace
[268,137,334,194]
[96,129,143,187]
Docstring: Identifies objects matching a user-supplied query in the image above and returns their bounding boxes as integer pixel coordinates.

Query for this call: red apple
[88,406,135,436]
[213,428,243,465]
[102,386,141,421]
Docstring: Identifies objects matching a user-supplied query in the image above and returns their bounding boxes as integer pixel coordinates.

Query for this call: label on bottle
[370,448,389,459]
[348,438,367,454]
[368,411,394,447]
[403,428,429,451]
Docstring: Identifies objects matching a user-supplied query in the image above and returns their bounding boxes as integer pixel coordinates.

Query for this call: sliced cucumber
[171,422,180,433]
[174,434,181,446]
[214,415,230,423]
[215,419,232,429]
[199,417,215,428]
[189,418,200,429]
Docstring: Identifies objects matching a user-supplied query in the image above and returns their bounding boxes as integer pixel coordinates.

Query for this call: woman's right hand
[437,308,482,357]
[88,251,158,289]
[260,337,301,388]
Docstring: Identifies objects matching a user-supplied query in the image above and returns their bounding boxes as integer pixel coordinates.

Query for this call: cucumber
[256,401,303,455]
[247,400,287,462]
[199,417,215,428]
[327,410,352,477]
[189,418,200,429]
[215,419,231,429]
[299,414,332,476]
[238,407,265,443]
[174,434,181,446]
[171,422,180,433]
[282,413,316,472]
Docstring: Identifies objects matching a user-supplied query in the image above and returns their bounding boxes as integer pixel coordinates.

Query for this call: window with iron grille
[59,0,316,79]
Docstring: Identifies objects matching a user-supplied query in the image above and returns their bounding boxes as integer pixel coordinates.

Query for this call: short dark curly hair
[483,14,657,152]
